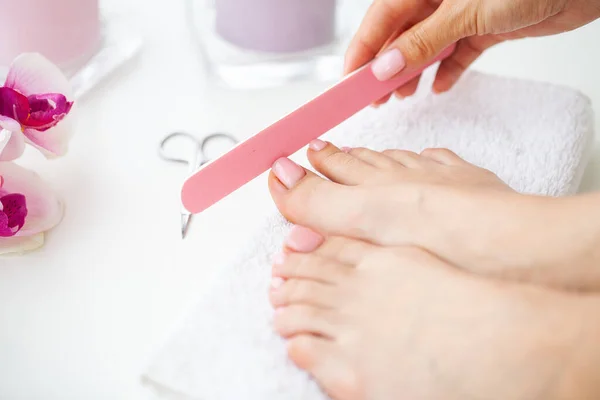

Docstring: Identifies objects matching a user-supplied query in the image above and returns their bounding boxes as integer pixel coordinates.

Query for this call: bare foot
[268,141,600,290]
[269,230,598,400]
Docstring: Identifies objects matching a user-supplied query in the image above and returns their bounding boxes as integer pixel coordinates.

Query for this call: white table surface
[1,1,599,399]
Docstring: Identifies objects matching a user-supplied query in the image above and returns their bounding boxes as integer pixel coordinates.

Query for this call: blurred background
[0,1,599,399]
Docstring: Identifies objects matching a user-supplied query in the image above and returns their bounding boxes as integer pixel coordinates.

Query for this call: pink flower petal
[0,129,26,161]
[0,193,27,236]
[5,53,73,99]
[22,119,73,158]
[0,87,30,122]
[0,233,44,255]
[25,93,73,131]
[0,162,63,236]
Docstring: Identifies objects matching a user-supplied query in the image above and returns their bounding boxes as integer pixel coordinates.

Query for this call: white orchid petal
[0,115,22,132]
[22,117,73,158]
[5,53,73,98]
[0,162,63,236]
[0,129,26,161]
[0,130,9,154]
[0,233,44,255]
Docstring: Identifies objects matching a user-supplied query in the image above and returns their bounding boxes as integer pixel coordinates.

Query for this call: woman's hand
[346,0,600,102]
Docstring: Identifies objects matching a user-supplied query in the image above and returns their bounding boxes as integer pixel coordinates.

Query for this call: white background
[1,1,599,399]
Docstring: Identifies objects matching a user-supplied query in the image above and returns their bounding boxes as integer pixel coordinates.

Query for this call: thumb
[371,4,472,80]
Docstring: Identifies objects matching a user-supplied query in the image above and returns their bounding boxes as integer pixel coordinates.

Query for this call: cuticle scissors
[158,131,238,238]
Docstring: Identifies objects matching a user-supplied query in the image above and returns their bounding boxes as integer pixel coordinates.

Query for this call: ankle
[487,193,600,291]
[536,194,600,291]
[552,295,600,399]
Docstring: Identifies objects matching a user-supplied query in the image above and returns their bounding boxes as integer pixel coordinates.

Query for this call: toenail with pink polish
[309,139,327,151]
[272,252,286,266]
[271,277,284,289]
[341,146,352,153]
[272,158,306,189]
[285,225,324,252]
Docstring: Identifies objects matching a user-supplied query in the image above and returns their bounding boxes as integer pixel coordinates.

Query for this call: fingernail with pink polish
[285,225,324,252]
[341,147,352,153]
[309,139,327,151]
[371,49,406,81]
[272,158,306,189]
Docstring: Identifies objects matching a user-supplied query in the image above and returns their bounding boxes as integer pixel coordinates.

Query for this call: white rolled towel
[142,68,595,400]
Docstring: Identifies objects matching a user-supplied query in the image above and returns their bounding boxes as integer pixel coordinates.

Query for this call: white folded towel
[142,68,595,400]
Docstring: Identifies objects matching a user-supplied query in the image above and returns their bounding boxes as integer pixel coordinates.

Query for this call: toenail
[272,252,286,266]
[285,225,324,252]
[341,147,352,153]
[309,139,327,151]
[272,158,306,189]
[271,277,285,289]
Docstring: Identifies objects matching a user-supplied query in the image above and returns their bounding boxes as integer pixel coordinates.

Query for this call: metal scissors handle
[158,131,238,238]
[158,131,237,170]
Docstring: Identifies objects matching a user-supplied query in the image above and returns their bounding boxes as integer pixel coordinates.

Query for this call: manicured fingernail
[372,49,406,81]
[272,158,306,189]
[285,225,324,252]
[341,147,352,153]
[272,252,286,266]
[309,139,327,151]
[271,277,284,289]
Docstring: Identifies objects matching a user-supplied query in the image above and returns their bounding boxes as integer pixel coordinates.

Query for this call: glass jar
[0,0,142,99]
[187,0,370,88]
[0,0,102,74]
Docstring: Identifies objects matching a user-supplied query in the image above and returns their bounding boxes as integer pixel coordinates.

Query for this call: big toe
[269,159,373,240]
[288,335,363,400]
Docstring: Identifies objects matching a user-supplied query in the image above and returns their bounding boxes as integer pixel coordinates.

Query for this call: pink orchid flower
[0,53,74,161]
[0,162,63,255]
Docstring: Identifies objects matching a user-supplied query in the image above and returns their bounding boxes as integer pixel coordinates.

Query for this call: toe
[307,141,377,185]
[420,148,465,165]
[272,251,350,284]
[314,236,377,265]
[270,277,338,308]
[345,147,398,169]
[284,225,325,253]
[273,305,338,338]
[382,149,428,168]
[288,335,363,400]
[269,162,371,239]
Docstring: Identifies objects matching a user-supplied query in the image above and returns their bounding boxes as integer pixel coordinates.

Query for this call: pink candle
[0,0,101,69]
[215,0,337,53]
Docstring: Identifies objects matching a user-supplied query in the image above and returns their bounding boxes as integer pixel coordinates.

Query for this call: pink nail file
[182,45,456,214]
